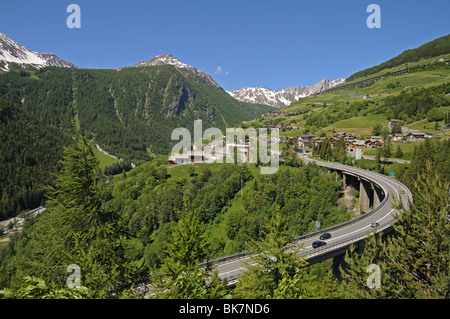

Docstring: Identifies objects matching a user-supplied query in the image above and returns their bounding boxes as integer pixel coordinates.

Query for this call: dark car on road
[312,240,327,248]
[319,233,331,240]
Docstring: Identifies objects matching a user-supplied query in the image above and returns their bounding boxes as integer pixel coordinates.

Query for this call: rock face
[0,32,76,72]
[227,78,346,108]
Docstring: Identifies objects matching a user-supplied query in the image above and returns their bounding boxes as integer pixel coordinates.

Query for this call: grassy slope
[285,66,450,113]
[91,145,121,170]
[346,33,450,81]
[249,52,449,161]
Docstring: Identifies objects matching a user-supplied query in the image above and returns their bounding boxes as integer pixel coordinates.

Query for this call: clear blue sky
[1,0,449,91]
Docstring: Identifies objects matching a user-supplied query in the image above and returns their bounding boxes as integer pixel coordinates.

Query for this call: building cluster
[168,137,281,166]
[168,119,437,165]
[388,119,434,142]
[297,119,435,158]
[297,132,375,158]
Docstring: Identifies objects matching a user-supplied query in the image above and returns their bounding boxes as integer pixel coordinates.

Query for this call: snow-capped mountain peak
[126,54,220,87]
[0,32,76,72]
[226,78,345,108]
[133,54,191,69]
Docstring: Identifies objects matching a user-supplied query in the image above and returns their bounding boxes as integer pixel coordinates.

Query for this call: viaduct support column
[359,179,371,213]
[373,184,382,208]
[332,253,346,281]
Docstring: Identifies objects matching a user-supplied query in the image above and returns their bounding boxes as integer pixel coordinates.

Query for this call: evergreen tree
[317,138,332,161]
[151,209,229,299]
[233,209,308,298]
[333,137,347,161]
[380,128,392,161]
[1,134,138,298]
[395,144,404,158]
[372,123,382,136]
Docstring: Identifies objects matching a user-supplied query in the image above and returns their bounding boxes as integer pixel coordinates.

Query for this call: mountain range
[0,32,346,109]
[226,78,346,108]
[0,32,76,72]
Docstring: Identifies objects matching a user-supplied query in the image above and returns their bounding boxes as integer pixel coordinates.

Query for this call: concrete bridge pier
[332,253,347,281]
[340,172,385,214]
[373,183,383,208]
[359,178,372,213]
[342,172,357,190]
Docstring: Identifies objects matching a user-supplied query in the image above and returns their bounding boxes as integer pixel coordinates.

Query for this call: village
[294,118,437,159]
[168,118,442,166]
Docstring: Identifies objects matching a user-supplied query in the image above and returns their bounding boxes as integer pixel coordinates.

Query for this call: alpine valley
[0,32,271,219]
[0,32,273,162]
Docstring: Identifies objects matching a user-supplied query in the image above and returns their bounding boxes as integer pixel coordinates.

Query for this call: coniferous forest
[0,134,448,299]
[0,98,71,219]
[0,67,273,162]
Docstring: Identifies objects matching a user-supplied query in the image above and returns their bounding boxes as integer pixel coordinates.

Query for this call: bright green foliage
[233,210,308,299]
[0,276,89,299]
[151,209,229,299]
[161,209,208,276]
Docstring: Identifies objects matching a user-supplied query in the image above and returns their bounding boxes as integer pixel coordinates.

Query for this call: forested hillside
[0,98,71,220]
[102,160,350,266]
[0,66,273,162]
[0,136,351,293]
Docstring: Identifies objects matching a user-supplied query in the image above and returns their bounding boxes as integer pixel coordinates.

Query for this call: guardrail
[299,216,397,258]
[219,216,399,284]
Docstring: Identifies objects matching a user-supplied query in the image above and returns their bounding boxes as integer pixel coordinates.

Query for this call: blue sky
[1,0,449,91]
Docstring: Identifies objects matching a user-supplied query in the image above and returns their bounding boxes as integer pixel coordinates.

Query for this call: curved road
[212,159,412,284]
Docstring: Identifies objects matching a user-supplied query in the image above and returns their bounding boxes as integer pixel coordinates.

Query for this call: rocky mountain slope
[227,78,345,108]
[0,32,76,72]
[122,54,219,88]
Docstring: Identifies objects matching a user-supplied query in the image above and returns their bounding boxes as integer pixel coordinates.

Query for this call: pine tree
[333,137,347,162]
[395,144,404,158]
[233,209,308,298]
[151,209,229,299]
[6,134,138,297]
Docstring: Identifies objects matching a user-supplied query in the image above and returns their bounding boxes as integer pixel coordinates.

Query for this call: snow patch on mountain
[0,32,76,72]
[133,54,192,70]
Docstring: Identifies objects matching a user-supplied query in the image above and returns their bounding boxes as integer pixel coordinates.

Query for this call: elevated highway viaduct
[209,159,412,285]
